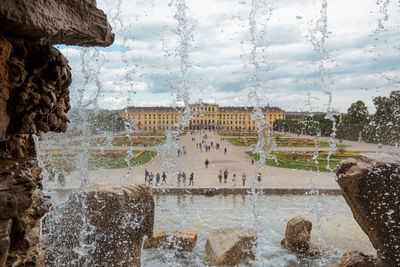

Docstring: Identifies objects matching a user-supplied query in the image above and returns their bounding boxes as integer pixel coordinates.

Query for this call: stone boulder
[281,216,335,257]
[332,251,380,267]
[281,216,312,253]
[143,230,197,251]
[205,226,257,266]
[336,153,400,266]
[0,0,114,46]
[43,184,154,267]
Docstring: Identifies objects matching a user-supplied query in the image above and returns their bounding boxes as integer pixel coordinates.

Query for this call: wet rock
[336,153,400,266]
[281,216,312,253]
[332,251,380,267]
[143,230,197,251]
[0,219,11,267]
[0,159,41,220]
[281,216,335,257]
[0,158,46,266]
[6,244,46,267]
[205,226,257,266]
[0,0,114,46]
[9,189,51,252]
[43,184,154,267]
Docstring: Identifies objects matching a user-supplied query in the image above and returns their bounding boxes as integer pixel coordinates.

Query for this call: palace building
[120,104,285,131]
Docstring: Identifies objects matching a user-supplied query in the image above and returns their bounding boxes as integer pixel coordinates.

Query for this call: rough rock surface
[0,36,71,143]
[332,251,380,267]
[0,220,11,267]
[205,226,257,266]
[0,0,114,46]
[0,0,113,265]
[143,230,197,251]
[281,216,312,253]
[281,216,335,257]
[0,158,49,266]
[336,154,400,266]
[43,185,154,267]
[0,35,69,264]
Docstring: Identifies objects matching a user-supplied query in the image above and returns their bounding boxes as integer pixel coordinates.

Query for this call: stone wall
[0,1,114,265]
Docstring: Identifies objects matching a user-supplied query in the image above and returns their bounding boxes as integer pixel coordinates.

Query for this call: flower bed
[42,149,157,172]
[246,150,358,172]
[228,137,330,148]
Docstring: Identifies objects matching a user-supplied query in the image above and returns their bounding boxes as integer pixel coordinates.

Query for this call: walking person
[231,174,237,187]
[148,172,154,186]
[156,172,160,186]
[223,169,228,183]
[145,169,149,183]
[189,172,194,185]
[252,159,254,165]
[205,159,209,168]
[257,172,262,185]
[224,148,227,155]
[162,171,167,185]
[49,169,56,182]
[182,172,187,186]
[177,171,181,186]
[218,170,222,183]
[242,172,247,186]
[58,172,66,187]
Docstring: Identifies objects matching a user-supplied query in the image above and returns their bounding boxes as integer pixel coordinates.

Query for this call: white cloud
[59,0,400,113]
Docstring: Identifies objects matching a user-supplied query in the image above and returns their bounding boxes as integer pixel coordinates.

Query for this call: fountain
[1,0,400,266]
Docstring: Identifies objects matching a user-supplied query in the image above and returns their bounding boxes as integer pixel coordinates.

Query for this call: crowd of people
[193,132,223,153]
[217,169,262,186]
[48,170,66,186]
[143,130,264,187]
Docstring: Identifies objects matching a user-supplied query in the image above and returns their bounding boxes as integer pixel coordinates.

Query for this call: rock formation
[281,216,312,253]
[336,153,400,266]
[281,216,335,257]
[0,0,113,265]
[205,226,257,266]
[43,185,154,266]
[0,0,114,46]
[332,251,380,267]
[143,230,197,251]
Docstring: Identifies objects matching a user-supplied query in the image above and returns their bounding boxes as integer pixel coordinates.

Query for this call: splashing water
[308,0,337,179]
[158,0,195,178]
[245,0,280,265]
[247,0,276,185]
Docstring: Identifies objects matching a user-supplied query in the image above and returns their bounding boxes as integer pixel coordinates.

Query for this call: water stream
[142,194,375,266]
[37,0,400,266]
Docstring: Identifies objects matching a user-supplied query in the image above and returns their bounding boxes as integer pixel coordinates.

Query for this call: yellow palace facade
[120,104,285,131]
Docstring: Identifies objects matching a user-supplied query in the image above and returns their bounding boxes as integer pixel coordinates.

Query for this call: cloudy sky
[58,0,400,113]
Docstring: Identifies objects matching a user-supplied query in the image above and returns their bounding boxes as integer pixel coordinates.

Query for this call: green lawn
[227,137,330,148]
[43,150,157,172]
[246,151,358,172]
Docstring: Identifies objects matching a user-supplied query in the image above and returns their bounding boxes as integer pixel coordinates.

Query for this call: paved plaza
[55,131,346,190]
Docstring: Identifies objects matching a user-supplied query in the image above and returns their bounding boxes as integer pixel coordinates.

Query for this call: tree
[348,100,368,124]
[373,96,392,125]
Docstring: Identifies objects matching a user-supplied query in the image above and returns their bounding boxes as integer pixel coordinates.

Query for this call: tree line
[273,90,400,146]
